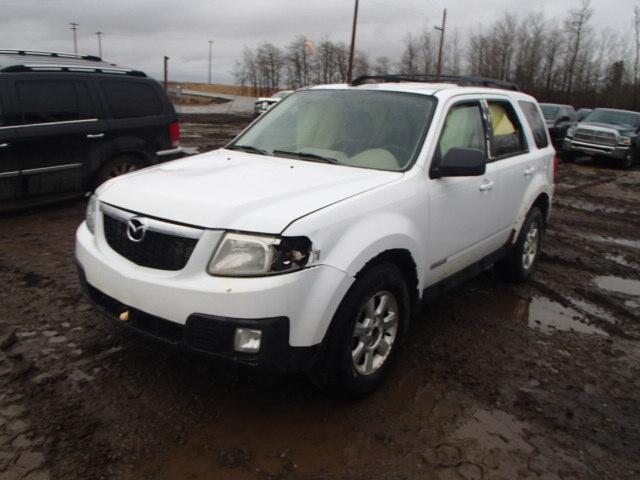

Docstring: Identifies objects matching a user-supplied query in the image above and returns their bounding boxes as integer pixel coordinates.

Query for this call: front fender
[284,176,428,290]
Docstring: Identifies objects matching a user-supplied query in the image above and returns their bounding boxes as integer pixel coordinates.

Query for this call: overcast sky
[0,0,637,85]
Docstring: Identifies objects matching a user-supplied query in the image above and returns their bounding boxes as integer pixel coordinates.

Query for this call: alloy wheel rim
[108,162,138,179]
[522,222,540,270]
[351,290,399,376]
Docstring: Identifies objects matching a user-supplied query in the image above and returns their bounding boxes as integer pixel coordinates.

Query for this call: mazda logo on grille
[126,217,147,243]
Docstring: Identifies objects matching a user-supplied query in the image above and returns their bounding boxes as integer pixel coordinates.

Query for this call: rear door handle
[0,143,9,148]
[479,180,494,192]
[524,167,535,176]
[86,133,104,139]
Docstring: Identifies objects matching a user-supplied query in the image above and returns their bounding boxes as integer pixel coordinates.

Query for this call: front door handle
[86,133,104,139]
[524,167,535,176]
[0,143,9,148]
[479,180,494,192]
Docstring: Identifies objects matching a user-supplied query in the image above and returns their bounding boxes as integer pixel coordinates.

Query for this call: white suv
[76,76,555,396]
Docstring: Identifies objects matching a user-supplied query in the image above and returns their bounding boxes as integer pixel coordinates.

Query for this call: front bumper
[77,265,319,372]
[75,220,353,370]
[563,138,629,160]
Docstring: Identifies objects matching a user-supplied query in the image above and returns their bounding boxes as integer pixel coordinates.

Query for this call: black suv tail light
[170,122,180,147]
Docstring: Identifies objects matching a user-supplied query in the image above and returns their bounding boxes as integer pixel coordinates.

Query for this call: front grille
[103,214,198,271]
[574,129,616,146]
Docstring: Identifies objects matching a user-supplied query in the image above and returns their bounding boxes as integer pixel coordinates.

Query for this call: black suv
[0,50,182,210]
[539,103,577,149]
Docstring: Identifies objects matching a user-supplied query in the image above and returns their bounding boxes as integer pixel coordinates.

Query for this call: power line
[69,21,78,54]
[208,39,213,84]
[347,0,359,83]
[435,8,447,78]
[95,31,103,58]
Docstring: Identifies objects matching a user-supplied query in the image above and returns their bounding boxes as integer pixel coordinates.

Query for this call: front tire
[496,207,544,282]
[312,263,410,398]
[621,150,634,170]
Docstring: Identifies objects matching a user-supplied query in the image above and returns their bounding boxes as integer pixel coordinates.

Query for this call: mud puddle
[495,293,608,336]
[555,198,627,214]
[605,253,639,269]
[579,233,640,250]
[594,275,640,297]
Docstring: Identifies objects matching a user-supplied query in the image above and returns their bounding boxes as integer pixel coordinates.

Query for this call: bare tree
[373,56,391,75]
[232,3,640,110]
[285,36,313,89]
[564,0,593,100]
[399,34,419,75]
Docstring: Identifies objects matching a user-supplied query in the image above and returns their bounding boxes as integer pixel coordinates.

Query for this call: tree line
[233,0,640,111]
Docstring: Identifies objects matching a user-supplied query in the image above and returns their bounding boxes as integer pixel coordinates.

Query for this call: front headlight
[566,126,577,137]
[85,195,98,234]
[208,232,311,277]
[618,136,632,146]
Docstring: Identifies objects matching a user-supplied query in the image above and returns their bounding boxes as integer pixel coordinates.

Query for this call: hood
[578,121,632,134]
[97,149,401,233]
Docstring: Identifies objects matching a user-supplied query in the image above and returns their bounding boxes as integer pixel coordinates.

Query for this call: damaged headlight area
[208,232,312,277]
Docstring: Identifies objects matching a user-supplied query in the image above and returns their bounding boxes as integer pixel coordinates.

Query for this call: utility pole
[70,22,79,54]
[163,56,169,91]
[435,8,447,79]
[95,31,103,58]
[208,40,213,84]
[346,0,359,84]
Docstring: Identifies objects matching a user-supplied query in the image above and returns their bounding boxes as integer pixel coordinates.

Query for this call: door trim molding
[21,163,82,175]
[0,118,98,130]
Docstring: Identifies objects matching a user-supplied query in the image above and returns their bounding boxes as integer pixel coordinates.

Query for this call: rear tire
[95,155,145,188]
[311,262,410,398]
[496,207,544,283]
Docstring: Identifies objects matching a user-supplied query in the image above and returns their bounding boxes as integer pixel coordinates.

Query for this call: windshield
[272,91,292,99]
[231,89,436,172]
[583,109,640,129]
[540,105,559,120]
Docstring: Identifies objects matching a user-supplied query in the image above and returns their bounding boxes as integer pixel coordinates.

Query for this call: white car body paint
[77,81,555,351]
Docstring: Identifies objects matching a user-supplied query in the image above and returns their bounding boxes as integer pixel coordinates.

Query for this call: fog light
[234,328,262,353]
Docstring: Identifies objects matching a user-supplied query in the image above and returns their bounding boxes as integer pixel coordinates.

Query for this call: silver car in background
[254,90,294,116]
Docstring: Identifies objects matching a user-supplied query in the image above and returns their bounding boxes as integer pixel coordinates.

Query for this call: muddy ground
[0,115,639,480]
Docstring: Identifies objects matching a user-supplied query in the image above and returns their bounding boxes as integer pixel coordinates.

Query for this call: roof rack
[0,63,147,77]
[0,49,102,62]
[350,74,519,91]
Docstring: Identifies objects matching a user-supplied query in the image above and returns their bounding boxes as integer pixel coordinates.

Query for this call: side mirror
[556,115,571,125]
[432,148,486,178]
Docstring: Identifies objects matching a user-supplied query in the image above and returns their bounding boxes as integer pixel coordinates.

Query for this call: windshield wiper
[227,144,268,155]
[272,150,340,164]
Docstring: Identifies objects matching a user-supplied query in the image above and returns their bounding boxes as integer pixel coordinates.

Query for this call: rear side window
[102,81,162,119]
[487,101,527,158]
[16,81,96,124]
[518,101,549,149]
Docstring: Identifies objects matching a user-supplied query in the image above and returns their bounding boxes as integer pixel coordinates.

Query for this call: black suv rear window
[102,81,162,119]
[17,81,96,124]
[519,101,549,149]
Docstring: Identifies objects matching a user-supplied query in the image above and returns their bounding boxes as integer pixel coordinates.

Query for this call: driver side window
[437,102,486,159]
